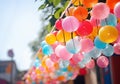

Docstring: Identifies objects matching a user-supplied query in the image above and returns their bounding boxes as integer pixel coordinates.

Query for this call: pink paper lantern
[39,66,45,72]
[97,56,109,68]
[62,16,79,32]
[25,79,31,84]
[31,71,36,80]
[91,3,110,19]
[113,43,120,55]
[70,58,77,66]
[114,2,120,18]
[116,23,120,33]
[90,16,100,27]
[55,45,63,57]
[80,38,94,53]
[86,59,95,69]
[55,45,73,60]
[72,53,84,64]
[45,58,54,68]
[51,41,61,51]
[50,53,60,62]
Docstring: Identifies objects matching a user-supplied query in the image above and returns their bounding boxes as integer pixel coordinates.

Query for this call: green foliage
[38,0,70,25]
[54,8,64,19]
[53,0,61,6]
[29,0,70,54]
[38,4,47,9]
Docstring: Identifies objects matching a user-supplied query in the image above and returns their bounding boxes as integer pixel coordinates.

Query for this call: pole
[7,49,14,84]
[11,56,13,84]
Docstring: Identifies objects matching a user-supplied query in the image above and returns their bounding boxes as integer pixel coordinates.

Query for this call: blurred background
[0,0,42,83]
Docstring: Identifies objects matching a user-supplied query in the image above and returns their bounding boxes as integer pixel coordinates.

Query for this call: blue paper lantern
[100,13,117,26]
[42,45,53,55]
[94,36,107,49]
[66,36,81,54]
[102,44,114,57]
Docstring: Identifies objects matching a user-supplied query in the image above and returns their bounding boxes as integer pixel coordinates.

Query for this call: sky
[0,0,42,71]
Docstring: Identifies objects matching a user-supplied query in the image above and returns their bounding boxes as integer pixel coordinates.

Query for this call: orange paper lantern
[73,6,88,21]
[82,0,98,8]
[106,0,120,9]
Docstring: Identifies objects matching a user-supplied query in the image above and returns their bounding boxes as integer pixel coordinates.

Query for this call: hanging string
[62,30,66,45]
[50,0,72,33]
[96,19,99,35]
[50,0,79,45]
[67,6,71,16]
[61,7,71,45]
[105,18,108,25]
[79,0,81,6]
[71,32,76,50]
[67,5,76,50]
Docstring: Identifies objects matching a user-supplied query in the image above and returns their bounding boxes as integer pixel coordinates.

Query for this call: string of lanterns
[24,0,120,84]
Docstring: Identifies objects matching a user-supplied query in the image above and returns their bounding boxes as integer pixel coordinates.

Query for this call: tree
[29,0,70,54]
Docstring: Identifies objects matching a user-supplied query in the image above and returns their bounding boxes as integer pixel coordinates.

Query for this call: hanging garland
[24,0,120,84]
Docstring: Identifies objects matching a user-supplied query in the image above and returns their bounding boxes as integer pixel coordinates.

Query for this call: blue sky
[0,0,42,71]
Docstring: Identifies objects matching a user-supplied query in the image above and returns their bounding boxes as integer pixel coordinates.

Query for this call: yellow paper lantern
[72,0,82,6]
[45,33,56,45]
[56,30,76,42]
[36,49,43,60]
[41,56,48,68]
[35,68,41,74]
[98,25,118,43]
